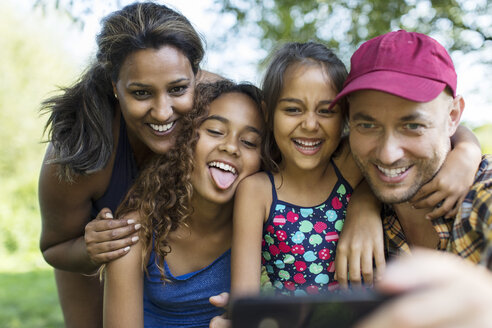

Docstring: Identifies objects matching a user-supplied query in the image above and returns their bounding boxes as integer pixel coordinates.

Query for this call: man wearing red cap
[330,30,492,328]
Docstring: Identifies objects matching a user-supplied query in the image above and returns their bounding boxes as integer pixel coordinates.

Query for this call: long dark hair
[41,2,204,180]
[261,41,348,172]
[115,80,263,281]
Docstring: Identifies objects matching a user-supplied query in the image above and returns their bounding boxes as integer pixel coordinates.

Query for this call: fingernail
[127,219,135,224]
[135,223,142,230]
[132,236,139,242]
[425,215,431,220]
[105,212,113,219]
[124,246,130,252]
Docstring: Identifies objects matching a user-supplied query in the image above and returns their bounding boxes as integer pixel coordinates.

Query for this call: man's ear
[448,95,465,137]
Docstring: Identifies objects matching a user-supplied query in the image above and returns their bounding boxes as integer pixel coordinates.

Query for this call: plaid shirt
[383,155,492,270]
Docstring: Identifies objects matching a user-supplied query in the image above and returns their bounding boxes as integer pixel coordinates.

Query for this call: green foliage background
[0,2,79,325]
[217,0,492,65]
[0,2,78,272]
[473,124,492,154]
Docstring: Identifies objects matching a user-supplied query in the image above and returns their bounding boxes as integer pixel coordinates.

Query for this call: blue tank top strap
[163,249,231,281]
[90,118,138,218]
[330,158,343,181]
[165,265,195,280]
[266,171,278,204]
[118,117,139,179]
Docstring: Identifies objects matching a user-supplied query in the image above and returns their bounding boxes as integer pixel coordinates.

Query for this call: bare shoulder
[39,142,117,249]
[235,172,272,221]
[236,171,271,199]
[39,143,115,211]
[40,111,120,200]
[103,236,144,328]
[107,237,144,270]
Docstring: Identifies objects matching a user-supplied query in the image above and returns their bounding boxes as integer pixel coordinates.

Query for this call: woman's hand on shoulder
[85,209,142,266]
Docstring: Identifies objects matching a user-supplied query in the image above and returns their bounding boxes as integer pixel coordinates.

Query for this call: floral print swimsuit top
[261,160,353,296]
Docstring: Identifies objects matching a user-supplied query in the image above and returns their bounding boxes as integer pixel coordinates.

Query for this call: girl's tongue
[210,167,237,190]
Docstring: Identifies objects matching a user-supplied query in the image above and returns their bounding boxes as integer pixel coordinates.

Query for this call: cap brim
[331,70,447,108]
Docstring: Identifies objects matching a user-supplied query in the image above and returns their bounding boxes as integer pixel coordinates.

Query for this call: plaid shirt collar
[382,206,454,256]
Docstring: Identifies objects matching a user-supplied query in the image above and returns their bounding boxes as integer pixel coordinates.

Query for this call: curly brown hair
[114,80,263,281]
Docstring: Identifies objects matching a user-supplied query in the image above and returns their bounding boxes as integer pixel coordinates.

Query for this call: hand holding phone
[231,290,391,328]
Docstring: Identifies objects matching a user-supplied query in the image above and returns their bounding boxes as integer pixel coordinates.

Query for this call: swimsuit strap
[330,158,343,180]
[266,171,279,204]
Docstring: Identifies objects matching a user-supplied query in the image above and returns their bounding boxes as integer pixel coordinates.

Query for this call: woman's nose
[151,96,173,121]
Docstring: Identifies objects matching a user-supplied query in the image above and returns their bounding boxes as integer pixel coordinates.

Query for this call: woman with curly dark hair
[38,2,221,327]
[103,80,264,327]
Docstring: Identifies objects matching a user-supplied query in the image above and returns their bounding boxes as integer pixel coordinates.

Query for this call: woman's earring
[114,93,118,99]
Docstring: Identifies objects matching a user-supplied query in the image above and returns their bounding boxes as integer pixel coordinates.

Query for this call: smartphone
[230,290,390,328]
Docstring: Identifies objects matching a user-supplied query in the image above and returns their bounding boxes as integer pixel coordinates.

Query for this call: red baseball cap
[331,30,457,107]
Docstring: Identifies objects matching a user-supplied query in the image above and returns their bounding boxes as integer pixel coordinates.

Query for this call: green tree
[31,0,492,150]
[472,124,492,154]
[216,0,492,63]
[34,0,492,59]
[0,1,78,270]
[215,0,492,151]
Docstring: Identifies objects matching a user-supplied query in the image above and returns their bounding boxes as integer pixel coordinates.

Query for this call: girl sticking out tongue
[103,80,264,328]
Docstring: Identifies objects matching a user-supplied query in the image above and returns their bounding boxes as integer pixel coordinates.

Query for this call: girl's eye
[284,107,300,114]
[207,129,223,136]
[241,139,258,148]
[318,108,335,115]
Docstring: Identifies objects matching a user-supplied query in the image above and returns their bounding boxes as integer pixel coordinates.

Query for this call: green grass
[0,270,63,328]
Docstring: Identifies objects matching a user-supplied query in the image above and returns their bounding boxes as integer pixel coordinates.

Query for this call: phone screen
[231,291,388,328]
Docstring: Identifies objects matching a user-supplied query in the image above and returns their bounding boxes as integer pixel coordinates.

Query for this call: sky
[64,0,265,84]
[22,0,492,125]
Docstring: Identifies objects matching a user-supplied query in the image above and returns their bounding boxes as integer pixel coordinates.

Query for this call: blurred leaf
[473,124,492,154]
[0,1,78,267]
[215,0,492,62]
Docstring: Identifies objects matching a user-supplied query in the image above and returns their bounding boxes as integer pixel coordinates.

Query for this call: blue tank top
[91,118,138,218]
[143,248,231,327]
[261,160,353,296]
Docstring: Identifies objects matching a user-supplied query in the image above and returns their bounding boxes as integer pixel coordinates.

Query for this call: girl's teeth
[209,161,237,174]
[294,139,321,147]
[149,122,173,132]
